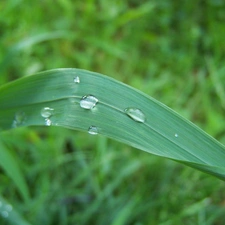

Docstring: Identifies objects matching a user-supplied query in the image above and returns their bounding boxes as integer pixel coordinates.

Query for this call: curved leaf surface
[0,69,225,180]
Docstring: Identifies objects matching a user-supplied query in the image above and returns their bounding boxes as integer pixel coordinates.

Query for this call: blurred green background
[1,0,225,224]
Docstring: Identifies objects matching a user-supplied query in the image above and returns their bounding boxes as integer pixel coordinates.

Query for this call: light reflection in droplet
[124,107,146,123]
[88,126,98,135]
[80,95,98,109]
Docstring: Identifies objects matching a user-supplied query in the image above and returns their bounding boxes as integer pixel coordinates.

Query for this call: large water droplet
[12,111,26,127]
[124,107,146,123]
[41,107,54,118]
[88,126,98,135]
[175,133,178,138]
[80,95,98,109]
[73,76,80,84]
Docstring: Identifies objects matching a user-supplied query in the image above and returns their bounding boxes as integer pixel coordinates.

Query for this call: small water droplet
[1,211,8,218]
[41,107,54,118]
[124,107,146,123]
[88,126,98,135]
[175,133,178,138]
[45,118,52,126]
[73,76,80,83]
[12,111,26,127]
[80,95,98,109]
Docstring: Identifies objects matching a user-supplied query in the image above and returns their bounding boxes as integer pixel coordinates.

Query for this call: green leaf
[0,139,29,202]
[0,68,225,180]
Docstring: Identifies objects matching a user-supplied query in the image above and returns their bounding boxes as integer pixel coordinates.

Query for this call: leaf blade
[0,68,225,180]
[0,139,29,202]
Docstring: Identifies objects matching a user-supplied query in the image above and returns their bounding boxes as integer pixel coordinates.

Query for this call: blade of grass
[0,31,71,73]
[0,68,225,180]
[0,139,29,202]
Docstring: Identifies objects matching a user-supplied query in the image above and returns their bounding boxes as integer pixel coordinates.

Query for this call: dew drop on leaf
[41,107,54,126]
[80,95,98,109]
[88,126,98,135]
[45,118,52,126]
[73,76,80,83]
[124,107,146,123]
[41,107,54,118]
[175,133,178,138]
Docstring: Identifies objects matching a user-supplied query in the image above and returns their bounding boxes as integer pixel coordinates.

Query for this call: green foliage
[1,0,225,225]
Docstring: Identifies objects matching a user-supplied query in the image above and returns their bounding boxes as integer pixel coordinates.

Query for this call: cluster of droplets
[0,202,13,218]
[11,75,178,140]
[79,93,99,134]
[39,76,81,127]
[10,75,146,135]
[79,89,147,135]
[41,107,54,126]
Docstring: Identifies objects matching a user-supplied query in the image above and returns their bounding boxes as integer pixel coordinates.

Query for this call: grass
[1,0,225,224]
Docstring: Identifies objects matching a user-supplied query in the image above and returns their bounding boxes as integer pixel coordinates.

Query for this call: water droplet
[12,111,26,128]
[124,107,146,123]
[1,211,8,218]
[45,118,52,126]
[41,107,54,118]
[73,76,80,83]
[80,95,98,109]
[88,126,98,135]
[175,133,178,138]
[41,107,54,126]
